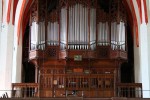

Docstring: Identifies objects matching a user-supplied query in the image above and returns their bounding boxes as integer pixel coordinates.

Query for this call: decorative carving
[110,0,126,22]
[39,0,46,22]
[45,47,57,58]
[97,8,109,23]
[59,0,67,8]
[59,0,97,8]
[97,47,109,58]
[110,50,127,59]
[31,0,38,22]
[48,10,58,22]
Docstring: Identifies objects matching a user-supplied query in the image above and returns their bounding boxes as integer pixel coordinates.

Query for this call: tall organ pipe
[111,21,125,50]
[90,8,96,50]
[47,22,59,46]
[97,21,109,46]
[67,4,93,50]
[60,3,96,50]
[60,7,67,50]
[31,22,38,50]
[31,21,45,50]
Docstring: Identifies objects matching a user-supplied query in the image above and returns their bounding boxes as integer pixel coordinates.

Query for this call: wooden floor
[0,98,150,100]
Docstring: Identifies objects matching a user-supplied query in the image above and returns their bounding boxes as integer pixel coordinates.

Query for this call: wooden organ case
[29,0,128,98]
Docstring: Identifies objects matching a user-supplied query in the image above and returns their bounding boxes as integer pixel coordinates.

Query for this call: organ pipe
[60,7,67,50]
[110,0,126,51]
[31,22,38,50]
[97,9,110,46]
[30,0,127,52]
[67,3,94,50]
[47,22,59,46]
[90,8,96,50]
[31,21,45,50]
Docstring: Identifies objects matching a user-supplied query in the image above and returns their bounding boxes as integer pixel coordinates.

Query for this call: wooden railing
[116,83,142,98]
[40,74,114,90]
[12,83,39,98]
[11,81,142,98]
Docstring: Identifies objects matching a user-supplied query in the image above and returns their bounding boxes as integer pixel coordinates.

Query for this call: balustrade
[11,83,39,98]
[11,78,142,98]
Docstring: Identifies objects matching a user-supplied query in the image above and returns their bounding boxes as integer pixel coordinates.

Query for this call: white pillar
[147,22,150,98]
[0,0,2,64]
[134,26,141,83]
[139,0,150,97]
[139,23,150,98]
[12,0,25,84]
[147,0,150,97]
[12,29,23,83]
[0,0,14,97]
[133,0,150,98]
[0,23,14,97]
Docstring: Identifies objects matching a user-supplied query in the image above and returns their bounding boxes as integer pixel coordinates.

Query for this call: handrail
[12,83,39,98]
[116,83,142,98]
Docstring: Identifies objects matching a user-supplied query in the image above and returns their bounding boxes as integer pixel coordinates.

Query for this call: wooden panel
[45,46,59,59]
[67,50,96,59]
[40,90,53,97]
[55,90,66,97]
[97,46,110,59]
[110,50,127,59]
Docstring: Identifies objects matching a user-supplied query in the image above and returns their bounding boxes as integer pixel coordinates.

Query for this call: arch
[13,0,34,45]
[12,0,34,83]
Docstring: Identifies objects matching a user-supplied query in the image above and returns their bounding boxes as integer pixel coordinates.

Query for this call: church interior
[0,0,150,99]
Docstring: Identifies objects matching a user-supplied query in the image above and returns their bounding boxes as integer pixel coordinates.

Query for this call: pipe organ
[30,0,126,52]
[28,0,128,98]
[97,8,110,46]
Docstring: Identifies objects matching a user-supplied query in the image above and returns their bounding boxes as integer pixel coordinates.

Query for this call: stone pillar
[139,23,150,98]
[12,0,25,85]
[134,15,150,99]
[147,22,150,98]
[147,0,150,97]
[12,31,23,83]
[0,23,14,97]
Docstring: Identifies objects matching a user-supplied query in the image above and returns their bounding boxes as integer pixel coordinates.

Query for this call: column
[0,23,14,97]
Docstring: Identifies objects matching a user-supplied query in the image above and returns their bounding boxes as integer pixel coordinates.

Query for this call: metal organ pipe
[111,21,125,50]
[31,21,45,50]
[31,22,38,50]
[110,0,126,51]
[111,22,117,50]
[97,21,109,46]
[90,8,96,50]
[47,22,59,46]
[60,7,67,50]
[67,4,95,50]
[40,22,45,50]
[118,22,125,50]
